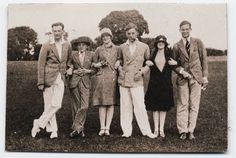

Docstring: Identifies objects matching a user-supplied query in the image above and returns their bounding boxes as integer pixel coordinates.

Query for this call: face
[52,26,64,41]
[126,28,138,42]
[157,42,165,49]
[102,35,112,44]
[77,43,88,52]
[179,24,192,38]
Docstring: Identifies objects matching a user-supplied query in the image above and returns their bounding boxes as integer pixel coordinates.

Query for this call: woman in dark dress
[145,35,177,138]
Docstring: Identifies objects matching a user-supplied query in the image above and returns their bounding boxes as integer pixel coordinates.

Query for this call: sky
[8,3,227,50]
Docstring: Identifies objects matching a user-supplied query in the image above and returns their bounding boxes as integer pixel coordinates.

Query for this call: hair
[101,32,112,39]
[51,22,64,30]
[179,20,191,28]
[125,22,138,32]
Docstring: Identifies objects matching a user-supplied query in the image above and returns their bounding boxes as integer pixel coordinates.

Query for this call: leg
[176,82,190,134]
[131,86,155,138]
[98,106,106,136]
[120,86,133,137]
[188,79,201,134]
[105,105,114,135]
[72,82,90,133]
[153,111,160,136]
[32,74,64,138]
[69,87,81,123]
[159,111,166,137]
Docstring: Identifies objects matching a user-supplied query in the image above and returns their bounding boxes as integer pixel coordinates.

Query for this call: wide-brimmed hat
[100,28,113,38]
[154,35,168,45]
[73,36,91,46]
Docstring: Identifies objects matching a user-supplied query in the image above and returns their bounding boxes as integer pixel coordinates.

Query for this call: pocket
[134,71,142,81]
[119,69,125,80]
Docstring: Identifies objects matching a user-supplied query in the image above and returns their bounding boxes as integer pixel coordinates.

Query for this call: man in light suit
[115,23,156,138]
[67,36,96,138]
[31,22,72,139]
[172,20,208,140]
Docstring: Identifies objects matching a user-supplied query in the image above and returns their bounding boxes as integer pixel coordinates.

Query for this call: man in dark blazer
[116,23,156,138]
[67,36,95,138]
[172,20,208,140]
[31,22,72,139]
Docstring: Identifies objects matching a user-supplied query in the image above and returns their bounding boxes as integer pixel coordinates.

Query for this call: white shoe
[154,131,159,137]
[104,129,110,136]
[160,131,165,138]
[98,129,105,136]
[50,131,58,139]
[31,119,40,138]
[145,133,157,139]
[122,134,131,138]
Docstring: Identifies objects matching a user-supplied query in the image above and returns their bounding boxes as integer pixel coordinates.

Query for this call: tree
[8,26,38,60]
[98,10,149,45]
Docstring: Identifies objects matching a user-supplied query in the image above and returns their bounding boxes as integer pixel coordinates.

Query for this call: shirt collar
[103,43,113,48]
[125,38,139,46]
[50,37,66,44]
[182,37,191,43]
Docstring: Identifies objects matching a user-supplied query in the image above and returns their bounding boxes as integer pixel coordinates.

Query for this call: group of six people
[31,20,208,141]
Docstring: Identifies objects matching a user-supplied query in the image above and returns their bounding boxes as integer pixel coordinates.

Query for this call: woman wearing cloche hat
[92,28,119,136]
[145,35,177,138]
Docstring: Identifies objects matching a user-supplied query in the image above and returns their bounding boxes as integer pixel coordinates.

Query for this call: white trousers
[176,78,201,134]
[120,86,152,136]
[37,73,64,132]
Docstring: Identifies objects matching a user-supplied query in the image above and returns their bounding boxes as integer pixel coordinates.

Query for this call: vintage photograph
[6,3,227,152]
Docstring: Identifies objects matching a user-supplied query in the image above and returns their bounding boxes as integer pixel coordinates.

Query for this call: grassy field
[5,58,227,153]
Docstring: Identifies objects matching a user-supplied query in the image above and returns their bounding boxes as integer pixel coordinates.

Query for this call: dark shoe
[70,130,79,138]
[189,133,196,140]
[180,133,187,140]
[79,131,86,138]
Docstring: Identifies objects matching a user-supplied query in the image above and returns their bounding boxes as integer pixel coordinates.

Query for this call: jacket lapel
[73,51,82,68]
[178,39,189,59]
[125,42,140,65]
[61,43,67,63]
[50,43,60,62]
[123,44,131,61]
[189,37,196,60]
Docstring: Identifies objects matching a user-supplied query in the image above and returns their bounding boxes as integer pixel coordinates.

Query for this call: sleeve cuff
[202,77,208,83]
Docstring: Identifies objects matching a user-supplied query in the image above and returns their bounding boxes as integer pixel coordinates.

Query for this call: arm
[172,44,184,74]
[137,45,152,75]
[198,39,208,79]
[37,44,47,90]
[198,39,209,89]
[66,44,73,75]
[115,46,123,69]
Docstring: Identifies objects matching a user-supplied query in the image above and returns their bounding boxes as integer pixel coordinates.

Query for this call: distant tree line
[7,10,227,61]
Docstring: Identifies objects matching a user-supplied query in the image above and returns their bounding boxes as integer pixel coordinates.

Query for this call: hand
[66,68,73,76]
[114,61,121,69]
[101,60,108,66]
[201,82,208,90]
[134,71,142,81]
[83,68,91,74]
[201,77,208,90]
[73,69,83,76]
[38,85,44,91]
[182,71,192,79]
[145,60,154,67]
[93,62,103,68]
[168,58,177,66]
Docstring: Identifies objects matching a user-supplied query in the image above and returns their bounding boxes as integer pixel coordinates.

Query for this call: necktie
[79,52,84,65]
[186,39,190,56]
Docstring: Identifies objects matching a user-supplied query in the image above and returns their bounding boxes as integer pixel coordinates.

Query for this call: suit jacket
[117,40,150,88]
[172,37,208,85]
[68,50,95,89]
[37,40,72,87]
